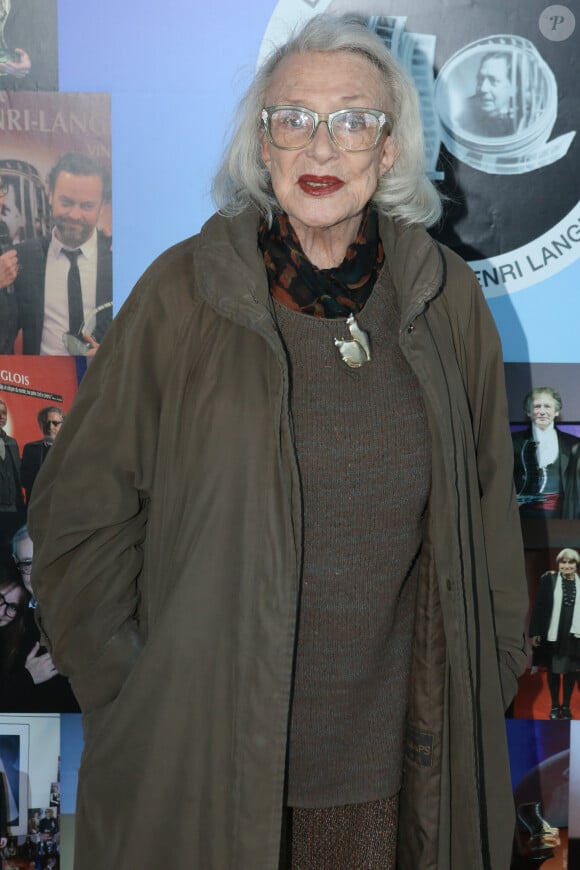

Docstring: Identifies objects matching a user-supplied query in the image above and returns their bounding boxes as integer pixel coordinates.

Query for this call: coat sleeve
[446,253,529,707]
[27,240,196,712]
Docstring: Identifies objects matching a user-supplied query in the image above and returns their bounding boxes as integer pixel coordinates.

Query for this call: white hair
[212,13,442,227]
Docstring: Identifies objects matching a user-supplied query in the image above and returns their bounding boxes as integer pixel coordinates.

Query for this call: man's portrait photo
[436,35,556,144]
[459,50,517,138]
[14,152,112,356]
[0,90,112,355]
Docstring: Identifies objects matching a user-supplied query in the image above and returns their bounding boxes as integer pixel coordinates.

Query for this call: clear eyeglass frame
[261,105,391,152]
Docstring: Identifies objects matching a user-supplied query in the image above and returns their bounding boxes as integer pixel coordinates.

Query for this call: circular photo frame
[434,34,559,174]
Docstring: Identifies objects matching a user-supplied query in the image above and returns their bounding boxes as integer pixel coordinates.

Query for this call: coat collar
[377,213,445,331]
[194,208,445,333]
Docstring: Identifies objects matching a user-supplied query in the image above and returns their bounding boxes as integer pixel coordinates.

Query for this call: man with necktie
[20,406,63,506]
[14,152,112,355]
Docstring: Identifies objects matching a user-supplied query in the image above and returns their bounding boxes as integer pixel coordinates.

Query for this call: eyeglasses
[44,420,62,428]
[15,559,33,573]
[0,591,20,618]
[261,106,391,152]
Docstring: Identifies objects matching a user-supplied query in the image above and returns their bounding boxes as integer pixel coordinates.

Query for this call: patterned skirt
[279,795,399,870]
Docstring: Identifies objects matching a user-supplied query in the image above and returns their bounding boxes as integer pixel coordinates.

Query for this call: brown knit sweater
[273,265,431,807]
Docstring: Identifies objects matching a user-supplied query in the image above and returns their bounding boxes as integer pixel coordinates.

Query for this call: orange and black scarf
[258,206,384,319]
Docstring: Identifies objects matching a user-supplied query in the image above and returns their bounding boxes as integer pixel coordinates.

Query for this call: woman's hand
[531,635,542,647]
[25,642,58,684]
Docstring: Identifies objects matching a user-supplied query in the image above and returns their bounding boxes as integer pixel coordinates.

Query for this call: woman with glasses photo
[0,527,78,714]
[0,557,28,687]
[29,13,527,870]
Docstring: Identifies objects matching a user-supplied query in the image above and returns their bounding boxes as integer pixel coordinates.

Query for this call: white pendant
[334,314,371,368]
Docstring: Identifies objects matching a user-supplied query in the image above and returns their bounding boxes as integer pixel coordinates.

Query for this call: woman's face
[558,557,577,579]
[260,50,398,252]
[0,583,24,627]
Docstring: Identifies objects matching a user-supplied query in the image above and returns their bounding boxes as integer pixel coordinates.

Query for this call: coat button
[407,323,415,333]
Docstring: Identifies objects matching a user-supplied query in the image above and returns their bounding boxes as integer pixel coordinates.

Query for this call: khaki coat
[28,209,528,869]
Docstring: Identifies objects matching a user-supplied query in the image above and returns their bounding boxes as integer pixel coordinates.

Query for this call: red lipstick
[297,175,345,196]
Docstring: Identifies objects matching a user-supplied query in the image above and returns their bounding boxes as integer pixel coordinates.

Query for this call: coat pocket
[71,617,145,712]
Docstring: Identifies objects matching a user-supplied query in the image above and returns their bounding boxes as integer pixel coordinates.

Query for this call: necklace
[333,314,371,368]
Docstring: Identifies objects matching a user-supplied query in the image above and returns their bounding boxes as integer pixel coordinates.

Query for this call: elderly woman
[28,13,527,870]
[529,548,580,720]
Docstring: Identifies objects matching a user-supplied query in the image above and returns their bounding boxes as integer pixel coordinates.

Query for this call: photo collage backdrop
[1,1,579,868]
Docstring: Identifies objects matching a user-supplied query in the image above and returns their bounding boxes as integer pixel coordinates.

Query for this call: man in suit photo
[20,406,63,506]
[14,152,112,356]
[0,399,23,554]
[512,386,580,518]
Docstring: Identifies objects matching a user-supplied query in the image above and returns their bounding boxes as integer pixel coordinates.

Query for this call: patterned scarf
[258,206,384,318]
